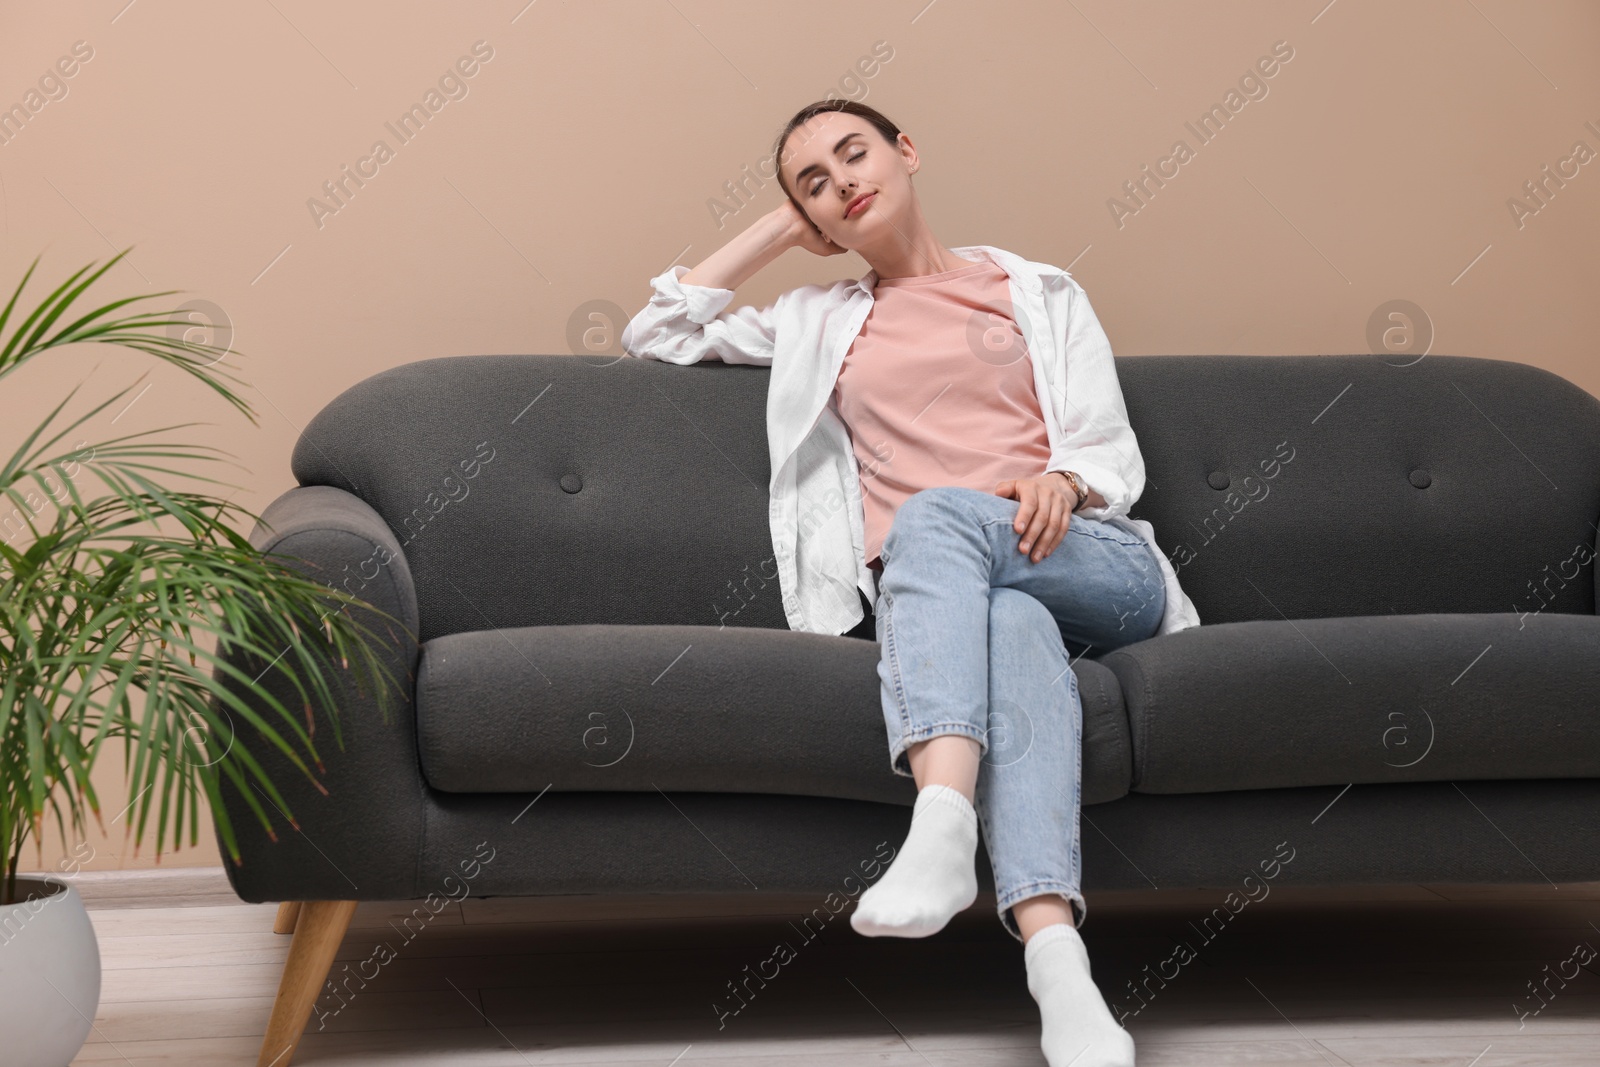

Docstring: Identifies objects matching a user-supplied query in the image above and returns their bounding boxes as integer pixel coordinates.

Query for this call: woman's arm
[680,208,795,290]
[620,204,843,366]
[621,265,779,366]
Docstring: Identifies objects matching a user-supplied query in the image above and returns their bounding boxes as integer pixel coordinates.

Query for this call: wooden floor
[62,870,1600,1065]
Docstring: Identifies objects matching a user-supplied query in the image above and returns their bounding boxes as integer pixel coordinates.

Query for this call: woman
[623,99,1200,1067]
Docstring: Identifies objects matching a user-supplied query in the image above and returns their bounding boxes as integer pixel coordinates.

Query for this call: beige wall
[6,1,1598,873]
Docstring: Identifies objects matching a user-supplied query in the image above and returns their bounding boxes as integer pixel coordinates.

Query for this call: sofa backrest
[292,353,1600,644]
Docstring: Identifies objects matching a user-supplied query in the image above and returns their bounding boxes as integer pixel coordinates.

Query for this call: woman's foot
[1025,922,1135,1066]
[850,783,978,937]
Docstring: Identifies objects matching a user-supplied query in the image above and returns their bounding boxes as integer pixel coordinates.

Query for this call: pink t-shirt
[832,257,1053,568]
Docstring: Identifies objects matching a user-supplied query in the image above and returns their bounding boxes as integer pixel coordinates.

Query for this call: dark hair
[773,100,902,218]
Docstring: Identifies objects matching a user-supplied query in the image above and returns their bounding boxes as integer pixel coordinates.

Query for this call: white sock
[850,783,978,938]
[1025,922,1135,1067]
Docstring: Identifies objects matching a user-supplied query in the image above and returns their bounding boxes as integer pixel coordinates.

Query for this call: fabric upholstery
[415,622,1135,805]
[1101,611,1600,793]
[422,779,1600,901]
[212,486,426,903]
[289,353,1600,644]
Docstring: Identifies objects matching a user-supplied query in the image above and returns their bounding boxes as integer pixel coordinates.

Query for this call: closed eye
[810,150,866,196]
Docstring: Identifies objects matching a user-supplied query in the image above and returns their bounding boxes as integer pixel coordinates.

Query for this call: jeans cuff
[888,722,990,778]
[996,884,1087,943]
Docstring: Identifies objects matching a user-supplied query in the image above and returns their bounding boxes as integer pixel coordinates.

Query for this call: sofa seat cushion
[1099,611,1600,794]
[415,623,1136,806]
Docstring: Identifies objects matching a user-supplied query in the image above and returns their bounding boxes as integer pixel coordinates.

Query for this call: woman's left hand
[994,473,1078,563]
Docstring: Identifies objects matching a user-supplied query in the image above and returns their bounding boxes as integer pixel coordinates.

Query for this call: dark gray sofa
[213,351,1600,1066]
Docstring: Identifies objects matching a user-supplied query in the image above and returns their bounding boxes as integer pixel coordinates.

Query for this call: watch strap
[1057,470,1087,511]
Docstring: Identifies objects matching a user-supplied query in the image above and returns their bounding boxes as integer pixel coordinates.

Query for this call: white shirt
[621,243,1202,640]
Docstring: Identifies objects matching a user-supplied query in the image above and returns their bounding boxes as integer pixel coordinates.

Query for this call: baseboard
[50,866,238,910]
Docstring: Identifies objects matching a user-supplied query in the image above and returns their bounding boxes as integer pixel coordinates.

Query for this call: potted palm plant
[0,248,405,1067]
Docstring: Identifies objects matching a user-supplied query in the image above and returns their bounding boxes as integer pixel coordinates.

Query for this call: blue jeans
[871,486,1165,943]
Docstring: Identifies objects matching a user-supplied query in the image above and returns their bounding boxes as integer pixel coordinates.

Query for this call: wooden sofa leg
[273,901,302,934]
[257,899,358,1067]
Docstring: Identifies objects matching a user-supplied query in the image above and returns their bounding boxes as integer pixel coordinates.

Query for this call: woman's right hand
[771,200,848,258]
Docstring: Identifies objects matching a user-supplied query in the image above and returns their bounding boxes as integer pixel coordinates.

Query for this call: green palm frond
[0,248,409,904]
[0,249,255,421]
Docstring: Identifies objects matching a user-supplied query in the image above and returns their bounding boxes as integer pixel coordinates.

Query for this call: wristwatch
[1056,470,1088,511]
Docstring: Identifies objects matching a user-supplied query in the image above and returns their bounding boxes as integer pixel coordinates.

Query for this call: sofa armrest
[211,485,426,903]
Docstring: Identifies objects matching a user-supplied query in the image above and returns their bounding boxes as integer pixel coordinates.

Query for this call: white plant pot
[0,876,101,1067]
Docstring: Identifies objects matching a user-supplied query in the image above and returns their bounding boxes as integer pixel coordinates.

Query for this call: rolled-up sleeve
[620,264,778,366]
[1044,278,1145,521]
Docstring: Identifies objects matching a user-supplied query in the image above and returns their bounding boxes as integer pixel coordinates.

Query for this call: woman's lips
[845,192,876,218]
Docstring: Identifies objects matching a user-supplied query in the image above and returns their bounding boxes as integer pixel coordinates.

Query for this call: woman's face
[781,112,916,251]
